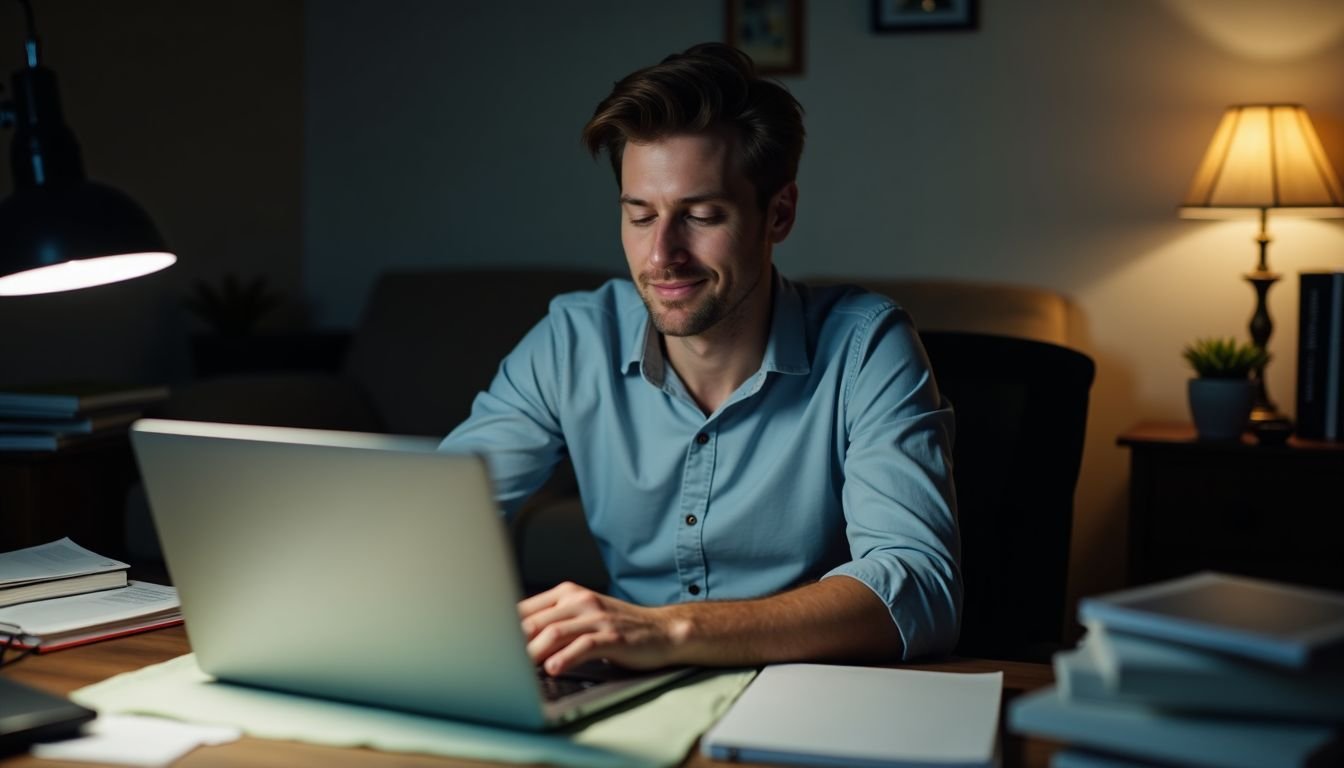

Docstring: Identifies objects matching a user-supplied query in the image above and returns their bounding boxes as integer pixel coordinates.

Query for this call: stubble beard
[638,273,726,338]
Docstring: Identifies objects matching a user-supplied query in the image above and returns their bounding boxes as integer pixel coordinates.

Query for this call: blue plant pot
[1188,378,1253,441]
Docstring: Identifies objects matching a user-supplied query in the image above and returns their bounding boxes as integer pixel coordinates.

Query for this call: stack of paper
[1009,572,1344,768]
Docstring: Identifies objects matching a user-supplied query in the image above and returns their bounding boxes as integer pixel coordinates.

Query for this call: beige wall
[0,0,302,384]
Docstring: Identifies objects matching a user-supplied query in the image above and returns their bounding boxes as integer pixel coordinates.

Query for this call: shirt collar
[759,267,811,376]
[621,266,812,382]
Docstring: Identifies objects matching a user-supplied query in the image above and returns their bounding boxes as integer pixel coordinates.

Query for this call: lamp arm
[1,0,38,129]
[2,0,85,189]
[14,0,38,67]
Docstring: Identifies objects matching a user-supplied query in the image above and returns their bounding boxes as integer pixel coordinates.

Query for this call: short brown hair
[581,43,805,209]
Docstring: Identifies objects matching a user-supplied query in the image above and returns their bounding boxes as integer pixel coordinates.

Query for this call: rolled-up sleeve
[822,307,962,659]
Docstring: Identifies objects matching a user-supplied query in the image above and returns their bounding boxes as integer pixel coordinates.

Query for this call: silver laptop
[131,418,692,730]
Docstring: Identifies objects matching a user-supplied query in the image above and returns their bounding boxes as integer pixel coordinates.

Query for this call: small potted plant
[183,273,280,336]
[183,274,283,377]
[1182,337,1269,441]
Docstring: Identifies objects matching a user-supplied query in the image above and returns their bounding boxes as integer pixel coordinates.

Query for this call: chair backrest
[919,331,1095,661]
[809,277,1072,347]
[343,269,616,435]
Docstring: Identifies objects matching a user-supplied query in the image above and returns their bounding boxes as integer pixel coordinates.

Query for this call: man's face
[619,132,790,339]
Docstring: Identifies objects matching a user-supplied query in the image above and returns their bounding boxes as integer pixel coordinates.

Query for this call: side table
[1118,422,1344,590]
[0,434,139,557]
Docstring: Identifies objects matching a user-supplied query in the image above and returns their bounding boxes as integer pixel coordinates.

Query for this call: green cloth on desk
[71,654,755,768]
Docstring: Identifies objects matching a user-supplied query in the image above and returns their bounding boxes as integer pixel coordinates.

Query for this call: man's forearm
[657,575,905,666]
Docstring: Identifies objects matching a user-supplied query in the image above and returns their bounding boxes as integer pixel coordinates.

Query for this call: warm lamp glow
[0,251,176,296]
[1178,103,1344,427]
[1181,105,1344,217]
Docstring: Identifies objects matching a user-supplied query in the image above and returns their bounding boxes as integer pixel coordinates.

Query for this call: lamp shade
[0,181,175,295]
[1180,104,1344,218]
[0,50,176,296]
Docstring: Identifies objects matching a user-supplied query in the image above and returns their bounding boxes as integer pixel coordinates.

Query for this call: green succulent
[1182,337,1270,379]
[183,273,281,336]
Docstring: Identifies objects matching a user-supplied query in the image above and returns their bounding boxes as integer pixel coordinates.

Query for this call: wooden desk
[1,627,1059,767]
[1118,421,1344,590]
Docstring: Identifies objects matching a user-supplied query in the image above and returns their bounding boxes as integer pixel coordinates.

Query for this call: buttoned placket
[674,421,716,599]
[666,369,772,601]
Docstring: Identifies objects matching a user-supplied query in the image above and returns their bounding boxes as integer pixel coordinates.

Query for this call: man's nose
[650,219,688,269]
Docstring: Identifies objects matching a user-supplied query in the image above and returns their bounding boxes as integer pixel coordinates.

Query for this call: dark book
[0,570,128,608]
[1296,272,1344,441]
[0,382,168,420]
[0,538,130,607]
[0,409,140,436]
[1077,572,1344,670]
[0,679,95,755]
[1056,624,1344,722]
[1010,686,1343,768]
[0,430,125,453]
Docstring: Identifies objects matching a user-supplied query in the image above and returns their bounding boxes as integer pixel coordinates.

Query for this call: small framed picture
[872,0,977,32]
[726,0,804,76]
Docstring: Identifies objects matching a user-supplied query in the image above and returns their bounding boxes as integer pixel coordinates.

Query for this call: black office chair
[920,331,1096,662]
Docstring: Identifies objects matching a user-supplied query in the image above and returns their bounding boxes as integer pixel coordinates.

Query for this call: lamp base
[1248,371,1286,425]
[1248,373,1292,444]
[1250,405,1288,424]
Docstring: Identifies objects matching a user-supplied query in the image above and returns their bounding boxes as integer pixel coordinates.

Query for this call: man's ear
[767,182,799,244]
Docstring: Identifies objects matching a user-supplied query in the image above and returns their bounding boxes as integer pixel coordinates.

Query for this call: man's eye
[628,215,655,226]
[687,214,724,225]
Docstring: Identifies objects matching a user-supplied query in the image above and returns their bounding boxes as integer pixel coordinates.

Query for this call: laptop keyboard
[536,668,602,702]
[535,658,646,702]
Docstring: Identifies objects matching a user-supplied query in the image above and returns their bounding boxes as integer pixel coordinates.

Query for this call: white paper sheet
[31,714,240,767]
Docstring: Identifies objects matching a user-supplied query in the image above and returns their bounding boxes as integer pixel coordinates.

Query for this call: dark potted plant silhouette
[1182,337,1269,441]
[183,274,280,336]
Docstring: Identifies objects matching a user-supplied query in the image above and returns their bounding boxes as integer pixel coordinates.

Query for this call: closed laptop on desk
[131,418,689,730]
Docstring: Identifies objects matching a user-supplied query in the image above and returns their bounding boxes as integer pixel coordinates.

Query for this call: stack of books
[0,382,169,452]
[0,538,181,652]
[1010,572,1344,768]
[1297,271,1344,441]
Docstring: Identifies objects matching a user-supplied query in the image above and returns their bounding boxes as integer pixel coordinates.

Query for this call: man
[440,43,960,676]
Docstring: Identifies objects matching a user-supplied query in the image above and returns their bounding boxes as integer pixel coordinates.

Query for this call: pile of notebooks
[1010,572,1344,768]
[0,538,181,653]
[0,382,168,452]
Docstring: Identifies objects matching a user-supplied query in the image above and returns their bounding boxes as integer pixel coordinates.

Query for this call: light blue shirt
[440,269,961,659]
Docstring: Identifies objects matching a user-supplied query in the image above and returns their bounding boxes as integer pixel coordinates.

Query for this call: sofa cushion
[344,269,616,436]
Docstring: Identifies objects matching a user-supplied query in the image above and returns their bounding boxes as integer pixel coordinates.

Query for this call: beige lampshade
[1180,104,1344,219]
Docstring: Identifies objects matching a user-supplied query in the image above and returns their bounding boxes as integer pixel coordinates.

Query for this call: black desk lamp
[0,0,175,296]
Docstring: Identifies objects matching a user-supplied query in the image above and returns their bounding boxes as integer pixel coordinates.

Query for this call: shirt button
[685,514,697,526]
[688,584,701,595]
[695,432,709,445]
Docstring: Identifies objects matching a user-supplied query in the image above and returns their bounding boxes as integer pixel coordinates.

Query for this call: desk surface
[1,626,1059,768]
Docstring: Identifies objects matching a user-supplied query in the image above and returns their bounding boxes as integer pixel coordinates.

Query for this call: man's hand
[518,582,691,675]
[518,576,906,676]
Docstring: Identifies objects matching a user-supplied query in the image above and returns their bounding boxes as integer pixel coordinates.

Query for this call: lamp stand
[1245,209,1285,425]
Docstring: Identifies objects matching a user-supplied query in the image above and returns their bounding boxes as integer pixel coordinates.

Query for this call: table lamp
[1180,104,1344,425]
[0,0,175,296]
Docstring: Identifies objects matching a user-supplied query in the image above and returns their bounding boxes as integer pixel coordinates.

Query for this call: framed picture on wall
[726,0,804,76]
[872,0,977,32]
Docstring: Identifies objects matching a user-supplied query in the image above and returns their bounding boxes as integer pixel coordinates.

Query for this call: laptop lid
[132,418,564,729]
